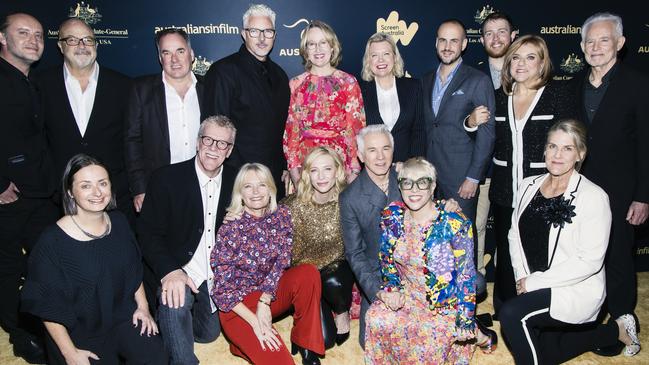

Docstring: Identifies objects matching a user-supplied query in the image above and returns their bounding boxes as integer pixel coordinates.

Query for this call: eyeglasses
[59,36,97,46]
[398,177,433,190]
[306,40,330,50]
[244,28,276,38]
[200,136,233,150]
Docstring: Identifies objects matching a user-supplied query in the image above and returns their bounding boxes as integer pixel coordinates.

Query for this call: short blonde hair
[501,35,553,94]
[361,33,405,82]
[547,119,588,171]
[299,20,342,70]
[398,157,437,184]
[297,147,346,203]
[226,163,278,216]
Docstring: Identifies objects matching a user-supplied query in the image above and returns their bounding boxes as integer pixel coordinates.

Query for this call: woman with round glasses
[364,157,496,364]
[283,20,365,189]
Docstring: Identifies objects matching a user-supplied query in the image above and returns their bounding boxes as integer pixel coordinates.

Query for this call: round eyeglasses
[200,136,233,150]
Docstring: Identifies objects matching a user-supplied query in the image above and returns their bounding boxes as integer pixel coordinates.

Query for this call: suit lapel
[153,76,171,151]
[55,68,83,140]
[365,80,385,124]
[436,63,468,118]
[547,171,581,268]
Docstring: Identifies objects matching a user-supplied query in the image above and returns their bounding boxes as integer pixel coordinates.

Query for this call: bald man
[0,12,57,364]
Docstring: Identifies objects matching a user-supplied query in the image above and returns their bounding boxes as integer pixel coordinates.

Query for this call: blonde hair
[226,163,278,216]
[296,147,346,203]
[361,33,405,82]
[501,35,553,95]
[398,157,437,184]
[299,20,342,70]
[547,119,588,171]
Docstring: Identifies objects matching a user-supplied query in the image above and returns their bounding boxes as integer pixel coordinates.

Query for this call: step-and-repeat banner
[3,0,649,273]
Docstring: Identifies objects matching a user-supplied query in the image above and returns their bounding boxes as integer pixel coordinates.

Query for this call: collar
[586,60,619,86]
[161,71,197,89]
[194,158,223,188]
[0,55,31,79]
[238,43,271,69]
[436,57,463,81]
[64,61,99,84]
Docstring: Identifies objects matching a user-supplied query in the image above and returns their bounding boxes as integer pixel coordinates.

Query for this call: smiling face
[481,18,514,58]
[69,164,112,214]
[581,20,625,70]
[242,15,275,61]
[58,19,97,70]
[436,22,467,66]
[544,130,584,178]
[0,13,44,71]
[241,170,271,216]
[159,32,194,81]
[399,173,436,213]
[358,132,394,180]
[308,153,337,197]
[305,27,332,70]
[368,40,395,79]
[196,123,234,178]
[509,42,543,84]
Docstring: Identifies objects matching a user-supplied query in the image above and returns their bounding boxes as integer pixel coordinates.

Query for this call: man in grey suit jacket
[340,125,401,347]
[423,19,495,223]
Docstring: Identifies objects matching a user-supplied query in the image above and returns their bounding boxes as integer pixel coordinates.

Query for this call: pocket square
[451,89,465,96]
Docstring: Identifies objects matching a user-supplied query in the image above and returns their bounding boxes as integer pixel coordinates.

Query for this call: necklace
[71,212,111,240]
[377,180,389,195]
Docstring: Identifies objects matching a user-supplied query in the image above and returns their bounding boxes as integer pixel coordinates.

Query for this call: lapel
[436,63,468,118]
[365,80,384,124]
[195,74,205,114]
[239,46,273,112]
[186,158,205,227]
[153,75,171,150]
[423,72,435,121]
[84,65,104,139]
[359,168,399,211]
[589,67,621,129]
[54,66,83,140]
[392,78,408,132]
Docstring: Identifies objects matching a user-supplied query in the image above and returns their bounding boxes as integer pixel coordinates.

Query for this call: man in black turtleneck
[202,3,290,197]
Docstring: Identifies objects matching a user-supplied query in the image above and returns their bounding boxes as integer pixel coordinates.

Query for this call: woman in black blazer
[359,33,425,162]
[473,35,577,316]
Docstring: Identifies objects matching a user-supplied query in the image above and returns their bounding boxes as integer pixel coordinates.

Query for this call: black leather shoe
[12,338,46,364]
[335,332,350,346]
[592,342,625,357]
[291,342,321,365]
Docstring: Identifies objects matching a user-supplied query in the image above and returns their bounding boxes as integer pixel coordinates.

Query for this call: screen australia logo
[47,2,129,44]
[376,11,418,46]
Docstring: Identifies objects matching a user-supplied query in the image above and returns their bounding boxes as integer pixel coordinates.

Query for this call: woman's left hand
[516,278,527,295]
[455,327,475,342]
[132,307,159,336]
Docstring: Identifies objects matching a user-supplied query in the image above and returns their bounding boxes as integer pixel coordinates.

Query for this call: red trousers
[219,264,324,364]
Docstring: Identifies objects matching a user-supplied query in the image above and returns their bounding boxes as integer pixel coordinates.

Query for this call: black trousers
[499,288,618,365]
[492,203,516,316]
[0,197,58,343]
[319,260,354,349]
[45,320,168,365]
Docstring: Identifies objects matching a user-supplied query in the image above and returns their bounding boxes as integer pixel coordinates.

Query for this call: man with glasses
[138,115,237,364]
[37,18,134,222]
[0,12,57,364]
[202,3,290,197]
[125,28,203,215]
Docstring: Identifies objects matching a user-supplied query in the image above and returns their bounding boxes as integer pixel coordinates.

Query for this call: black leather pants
[319,260,354,349]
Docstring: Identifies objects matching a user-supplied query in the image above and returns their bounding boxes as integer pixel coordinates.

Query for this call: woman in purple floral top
[210,163,324,365]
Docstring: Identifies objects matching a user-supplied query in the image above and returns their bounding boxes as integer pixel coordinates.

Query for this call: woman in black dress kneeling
[21,154,167,365]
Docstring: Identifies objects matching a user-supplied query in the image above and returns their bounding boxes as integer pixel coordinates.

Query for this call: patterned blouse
[283,70,366,175]
[379,201,476,330]
[210,205,293,312]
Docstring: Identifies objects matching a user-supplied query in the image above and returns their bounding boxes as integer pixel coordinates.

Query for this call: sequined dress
[365,202,475,365]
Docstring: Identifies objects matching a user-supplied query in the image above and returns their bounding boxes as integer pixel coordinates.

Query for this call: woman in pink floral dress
[284,20,365,187]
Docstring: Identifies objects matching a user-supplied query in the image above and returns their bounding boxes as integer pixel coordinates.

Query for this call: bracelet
[258,298,270,306]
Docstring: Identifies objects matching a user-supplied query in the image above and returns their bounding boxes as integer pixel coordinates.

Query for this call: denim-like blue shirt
[432,58,463,115]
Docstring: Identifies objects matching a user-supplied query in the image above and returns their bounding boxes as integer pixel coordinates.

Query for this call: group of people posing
[1,2,648,365]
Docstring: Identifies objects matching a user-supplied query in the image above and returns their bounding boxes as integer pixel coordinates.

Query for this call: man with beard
[202,4,290,197]
[37,18,133,222]
[422,19,495,232]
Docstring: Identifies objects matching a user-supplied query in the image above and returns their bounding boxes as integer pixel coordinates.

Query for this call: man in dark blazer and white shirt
[37,18,133,221]
[138,116,236,364]
[125,28,203,213]
[572,12,649,357]
[422,19,495,225]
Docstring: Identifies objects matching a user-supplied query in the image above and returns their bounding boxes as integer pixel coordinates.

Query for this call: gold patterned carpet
[2,274,648,364]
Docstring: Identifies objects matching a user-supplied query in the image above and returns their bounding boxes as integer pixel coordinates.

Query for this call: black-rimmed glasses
[244,28,276,38]
[200,136,233,150]
[59,36,97,46]
[398,177,433,190]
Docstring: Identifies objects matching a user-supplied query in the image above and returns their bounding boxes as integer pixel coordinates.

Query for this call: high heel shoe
[291,342,321,365]
[618,314,641,356]
[476,318,498,354]
[335,332,350,346]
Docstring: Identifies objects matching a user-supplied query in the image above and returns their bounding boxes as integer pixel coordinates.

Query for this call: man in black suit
[0,12,57,364]
[125,28,203,213]
[202,4,289,196]
[138,116,236,364]
[37,18,133,222]
[573,13,649,357]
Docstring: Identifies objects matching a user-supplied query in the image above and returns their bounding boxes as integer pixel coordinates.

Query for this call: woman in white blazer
[499,119,640,364]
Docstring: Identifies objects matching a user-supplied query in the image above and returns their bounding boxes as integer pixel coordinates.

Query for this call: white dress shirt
[163,72,201,164]
[183,160,222,312]
[63,61,99,137]
[375,77,400,131]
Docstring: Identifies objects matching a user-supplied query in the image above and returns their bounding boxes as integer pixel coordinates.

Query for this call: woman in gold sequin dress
[281,146,354,348]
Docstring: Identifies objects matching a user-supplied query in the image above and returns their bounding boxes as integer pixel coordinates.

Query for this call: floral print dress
[364,202,476,365]
[283,70,366,176]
